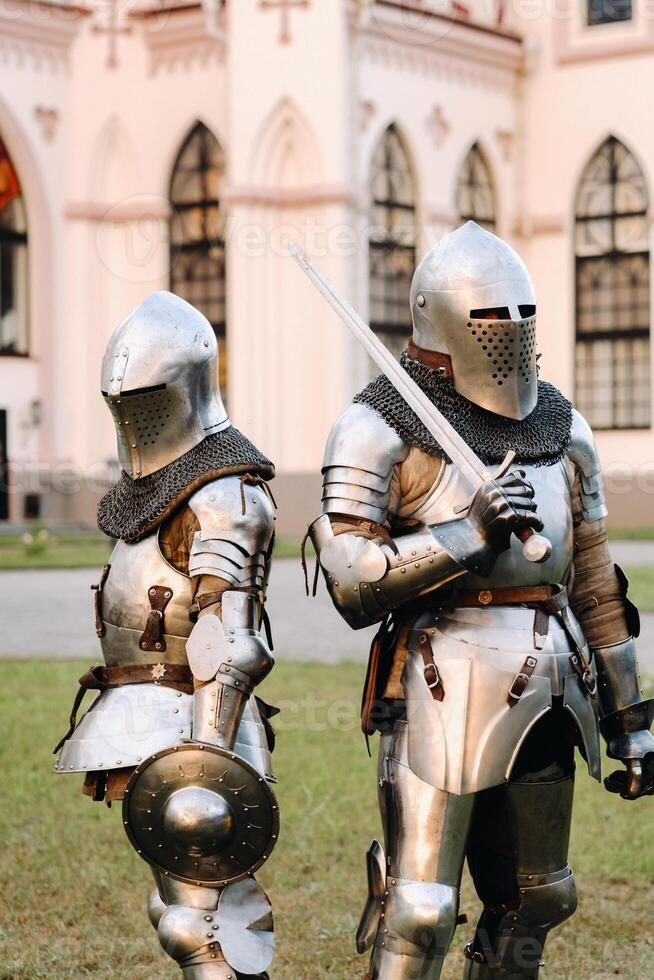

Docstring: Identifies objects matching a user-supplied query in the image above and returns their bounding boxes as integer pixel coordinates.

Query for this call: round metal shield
[122,742,279,887]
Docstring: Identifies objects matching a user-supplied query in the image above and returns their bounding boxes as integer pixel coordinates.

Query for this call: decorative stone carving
[34,106,59,142]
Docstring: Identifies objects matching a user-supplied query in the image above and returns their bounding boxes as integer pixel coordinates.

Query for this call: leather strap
[444,585,566,608]
[53,662,193,755]
[189,591,224,620]
[91,563,111,638]
[139,585,173,652]
[407,340,454,378]
[418,631,445,701]
[568,647,597,697]
[507,655,538,707]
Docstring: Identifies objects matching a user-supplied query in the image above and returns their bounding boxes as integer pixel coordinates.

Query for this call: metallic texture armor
[186,477,276,753]
[403,607,599,795]
[189,591,274,749]
[100,533,196,666]
[311,513,464,629]
[321,403,409,522]
[55,684,192,773]
[566,410,607,522]
[410,222,538,420]
[101,291,229,478]
[360,721,578,979]
[188,477,274,589]
[57,290,277,980]
[594,636,654,768]
[313,404,575,632]
[313,328,647,974]
[149,875,274,977]
[123,742,279,887]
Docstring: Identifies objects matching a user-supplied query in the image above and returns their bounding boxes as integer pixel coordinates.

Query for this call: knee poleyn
[515,868,577,931]
[158,904,222,964]
[377,878,459,958]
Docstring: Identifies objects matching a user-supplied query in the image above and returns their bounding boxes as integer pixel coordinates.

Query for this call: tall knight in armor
[308,222,654,978]
[54,292,279,979]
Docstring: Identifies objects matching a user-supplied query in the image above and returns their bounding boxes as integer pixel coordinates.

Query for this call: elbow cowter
[309,514,465,629]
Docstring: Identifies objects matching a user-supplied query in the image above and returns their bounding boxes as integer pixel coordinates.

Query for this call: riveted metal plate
[122,742,279,887]
[217,877,275,974]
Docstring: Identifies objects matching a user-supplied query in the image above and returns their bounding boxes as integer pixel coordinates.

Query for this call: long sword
[289,242,551,564]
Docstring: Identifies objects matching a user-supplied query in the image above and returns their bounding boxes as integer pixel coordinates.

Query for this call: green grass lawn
[0,531,112,569]
[624,565,654,613]
[1,660,653,979]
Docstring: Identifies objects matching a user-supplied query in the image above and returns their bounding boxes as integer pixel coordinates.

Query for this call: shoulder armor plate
[566,410,608,523]
[187,476,274,587]
[321,404,409,522]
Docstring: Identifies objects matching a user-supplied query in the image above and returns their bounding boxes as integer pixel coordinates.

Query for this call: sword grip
[517,527,552,564]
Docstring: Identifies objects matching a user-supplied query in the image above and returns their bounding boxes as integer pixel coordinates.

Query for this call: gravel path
[0,560,376,663]
[0,545,652,669]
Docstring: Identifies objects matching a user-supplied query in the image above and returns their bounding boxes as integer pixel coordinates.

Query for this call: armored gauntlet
[595,637,654,799]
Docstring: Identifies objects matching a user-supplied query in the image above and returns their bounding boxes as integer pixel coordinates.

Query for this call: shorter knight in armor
[308,222,654,978]
[54,292,279,979]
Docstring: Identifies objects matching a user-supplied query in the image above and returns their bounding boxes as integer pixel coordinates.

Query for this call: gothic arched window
[368,124,417,359]
[0,138,28,356]
[575,136,650,429]
[456,142,496,232]
[169,122,228,396]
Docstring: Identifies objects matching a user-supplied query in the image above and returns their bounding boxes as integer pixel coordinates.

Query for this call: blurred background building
[0,0,652,535]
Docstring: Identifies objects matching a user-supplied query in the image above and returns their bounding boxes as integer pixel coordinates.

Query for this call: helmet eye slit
[469,307,511,320]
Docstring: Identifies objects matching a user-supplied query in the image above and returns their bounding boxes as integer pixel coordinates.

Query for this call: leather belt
[53,663,194,755]
[442,584,567,610]
[427,583,596,706]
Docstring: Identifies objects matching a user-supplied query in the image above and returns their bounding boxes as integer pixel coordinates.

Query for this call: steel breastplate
[403,458,575,588]
[98,531,194,667]
[396,456,600,794]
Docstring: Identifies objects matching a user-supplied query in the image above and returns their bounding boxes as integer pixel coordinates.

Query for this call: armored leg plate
[152,876,274,976]
[357,840,387,953]
[466,761,577,979]
[364,723,471,979]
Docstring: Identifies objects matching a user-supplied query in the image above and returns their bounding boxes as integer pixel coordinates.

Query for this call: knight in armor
[54,292,279,979]
[308,222,654,978]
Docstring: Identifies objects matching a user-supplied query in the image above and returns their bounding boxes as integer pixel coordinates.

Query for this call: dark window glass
[0,139,28,357]
[456,142,496,233]
[368,124,417,360]
[587,0,632,26]
[169,123,227,398]
[575,136,650,429]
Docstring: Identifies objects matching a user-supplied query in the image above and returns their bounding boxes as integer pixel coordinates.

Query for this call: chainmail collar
[354,351,573,467]
[98,427,275,543]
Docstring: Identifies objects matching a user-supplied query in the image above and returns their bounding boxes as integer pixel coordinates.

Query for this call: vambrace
[310,514,467,629]
[188,590,274,750]
[186,476,275,750]
[594,636,654,761]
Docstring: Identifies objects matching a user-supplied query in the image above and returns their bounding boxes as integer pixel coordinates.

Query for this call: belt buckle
[478,590,493,606]
[508,672,529,701]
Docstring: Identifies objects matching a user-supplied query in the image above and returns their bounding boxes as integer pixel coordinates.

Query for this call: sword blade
[289,242,489,490]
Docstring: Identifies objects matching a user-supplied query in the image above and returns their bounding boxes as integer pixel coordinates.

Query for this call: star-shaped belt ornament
[151,663,167,681]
